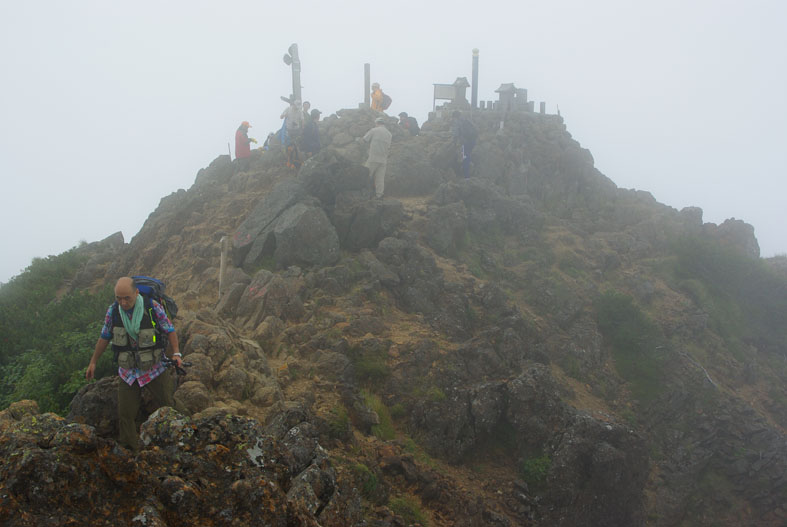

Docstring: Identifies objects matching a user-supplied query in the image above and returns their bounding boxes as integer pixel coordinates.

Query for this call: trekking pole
[161,356,192,376]
[228,142,232,161]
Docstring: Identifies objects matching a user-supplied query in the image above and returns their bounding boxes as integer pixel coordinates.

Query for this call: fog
[1,0,785,283]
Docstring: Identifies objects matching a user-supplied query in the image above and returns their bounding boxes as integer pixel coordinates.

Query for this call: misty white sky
[1,0,785,283]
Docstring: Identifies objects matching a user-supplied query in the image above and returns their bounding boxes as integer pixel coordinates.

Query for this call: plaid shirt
[100,299,175,387]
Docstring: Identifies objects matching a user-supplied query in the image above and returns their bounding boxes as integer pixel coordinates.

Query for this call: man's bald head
[115,277,139,310]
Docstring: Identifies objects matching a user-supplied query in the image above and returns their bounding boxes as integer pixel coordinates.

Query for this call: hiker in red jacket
[235,121,256,171]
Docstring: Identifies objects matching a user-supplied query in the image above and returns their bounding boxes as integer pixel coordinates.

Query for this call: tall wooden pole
[219,236,229,301]
[364,63,371,108]
[471,48,479,109]
[289,44,302,102]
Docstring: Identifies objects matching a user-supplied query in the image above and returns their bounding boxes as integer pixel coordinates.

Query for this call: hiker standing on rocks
[301,109,322,159]
[234,121,256,171]
[302,101,311,122]
[360,116,392,199]
[280,99,305,169]
[398,112,419,136]
[85,277,182,453]
[371,82,384,112]
[452,111,478,179]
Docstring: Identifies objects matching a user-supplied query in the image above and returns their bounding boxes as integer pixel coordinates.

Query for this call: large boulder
[235,270,305,328]
[385,142,447,197]
[193,154,233,188]
[174,381,213,415]
[67,376,119,438]
[705,217,760,258]
[232,178,306,267]
[297,150,369,211]
[425,201,468,257]
[236,198,341,272]
[331,195,406,251]
[543,414,648,527]
[271,201,341,269]
[430,179,542,236]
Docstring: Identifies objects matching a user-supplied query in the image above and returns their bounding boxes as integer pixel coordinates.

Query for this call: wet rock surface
[0,402,360,527]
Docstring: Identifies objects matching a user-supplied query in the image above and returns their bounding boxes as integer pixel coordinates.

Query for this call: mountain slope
[2,106,785,526]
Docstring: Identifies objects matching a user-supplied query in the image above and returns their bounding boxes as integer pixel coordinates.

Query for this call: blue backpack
[132,275,178,320]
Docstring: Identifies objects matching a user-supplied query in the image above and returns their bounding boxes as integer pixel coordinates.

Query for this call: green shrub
[426,386,446,402]
[348,345,390,386]
[595,290,666,404]
[352,463,379,499]
[361,390,395,440]
[389,403,406,418]
[1,321,114,414]
[327,404,351,440]
[671,235,787,356]
[0,248,115,415]
[521,454,551,491]
[389,495,429,526]
[402,436,440,470]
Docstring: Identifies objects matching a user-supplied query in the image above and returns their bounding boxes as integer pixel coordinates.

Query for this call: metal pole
[471,48,479,109]
[364,63,371,108]
[289,43,302,102]
[219,236,229,301]
[227,142,232,161]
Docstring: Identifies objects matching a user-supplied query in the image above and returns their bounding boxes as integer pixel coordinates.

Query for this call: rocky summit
[1,106,785,526]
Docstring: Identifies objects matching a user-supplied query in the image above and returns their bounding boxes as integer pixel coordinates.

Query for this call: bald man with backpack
[86,276,182,452]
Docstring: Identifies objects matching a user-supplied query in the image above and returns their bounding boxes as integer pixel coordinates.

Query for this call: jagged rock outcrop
[71,231,126,289]
[232,150,408,273]
[430,178,543,237]
[704,217,761,258]
[0,400,361,527]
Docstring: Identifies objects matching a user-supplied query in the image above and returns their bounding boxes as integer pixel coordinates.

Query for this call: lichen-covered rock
[0,405,359,526]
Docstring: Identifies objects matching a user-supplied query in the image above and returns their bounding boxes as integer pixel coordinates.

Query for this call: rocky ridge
[2,106,785,526]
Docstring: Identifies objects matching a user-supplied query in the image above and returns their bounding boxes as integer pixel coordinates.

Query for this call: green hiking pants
[117,370,174,452]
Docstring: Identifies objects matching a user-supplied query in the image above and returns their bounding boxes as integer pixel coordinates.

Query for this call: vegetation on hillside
[595,290,666,405]
[671,235,787,356]
[0,249,115,415]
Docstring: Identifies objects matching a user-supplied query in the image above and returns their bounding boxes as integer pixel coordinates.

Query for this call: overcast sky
[1,0,785,283]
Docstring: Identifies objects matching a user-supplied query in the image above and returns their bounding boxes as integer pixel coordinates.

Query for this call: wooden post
[289,44,301,102]
[364,63,371,108]
[219,236,229,301]
[471,48,479,109]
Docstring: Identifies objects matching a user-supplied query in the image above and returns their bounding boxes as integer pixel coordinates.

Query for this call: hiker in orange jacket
[371,83,384,111]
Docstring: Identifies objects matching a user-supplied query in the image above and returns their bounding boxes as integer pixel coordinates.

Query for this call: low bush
[521,454,551,491]
[361,390,395,440]
[595,290,666,405]
[389,495,429,526]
